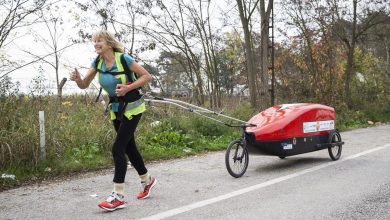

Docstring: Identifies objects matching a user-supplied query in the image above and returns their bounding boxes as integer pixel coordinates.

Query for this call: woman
[70,30,156,211]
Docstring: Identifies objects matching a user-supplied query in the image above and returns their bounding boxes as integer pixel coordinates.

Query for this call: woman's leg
[126,130,147,176]
[112,114,144,183]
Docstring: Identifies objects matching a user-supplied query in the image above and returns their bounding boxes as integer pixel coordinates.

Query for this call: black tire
[225,140,249,178]
[328,130,342,160]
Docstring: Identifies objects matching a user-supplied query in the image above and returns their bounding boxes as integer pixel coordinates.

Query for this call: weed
[1,93,389,189]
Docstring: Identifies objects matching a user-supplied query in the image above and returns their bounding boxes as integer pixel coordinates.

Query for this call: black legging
[112,113,147,183]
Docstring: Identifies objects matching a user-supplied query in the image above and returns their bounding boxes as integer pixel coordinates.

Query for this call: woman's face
[94,37,111,55]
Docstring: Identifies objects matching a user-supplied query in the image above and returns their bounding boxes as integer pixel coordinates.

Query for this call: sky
[1,0,287,95]
[1,0,380,96]
[1,1,92,94]
[1,0,161,95]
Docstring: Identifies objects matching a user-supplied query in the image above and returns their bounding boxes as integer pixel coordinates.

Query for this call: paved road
[1,125,390,220]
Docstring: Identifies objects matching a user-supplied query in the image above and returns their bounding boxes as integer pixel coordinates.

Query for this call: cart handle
[227,123,257,128]
[145,96,257,127]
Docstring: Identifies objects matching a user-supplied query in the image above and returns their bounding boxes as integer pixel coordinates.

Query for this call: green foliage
[0,76,20,97]
[217,32,246,95]
[69,142,102,162]
[228,102,257,121]
[0,89,388,189]
[349,49,390,109]
[29,70,52,97]
[135,106,243,161]
[0,95,249,189]
[336,102,390,131]
[147,129,194,149]
[156,51,192,94]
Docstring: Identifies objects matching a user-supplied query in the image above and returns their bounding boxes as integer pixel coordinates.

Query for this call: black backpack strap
[120,54,137,83]
[94,55,102,103]
[93,55,100,71]
[95,87,102,103]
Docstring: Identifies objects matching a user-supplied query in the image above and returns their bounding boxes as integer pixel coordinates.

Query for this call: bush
[0,95,248,188]
[2,91,388,189]
[336,102,390,131]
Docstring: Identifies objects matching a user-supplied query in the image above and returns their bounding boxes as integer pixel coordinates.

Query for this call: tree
[236,0,260,108]
[329,0,390,108]
[74,0,150,54]
[185,0,223,107]
[0,75,20,97]
[282,0,319,96]
[217,32,246,96]
[140,0,210,105]
[0,0,47,83]
[156,51,191,96]
[360,12,390,73]
[0,0,46,49]
[259,0,273,107]
[351,49,389,107]
[22,3,75,100]
[277,0,344,105]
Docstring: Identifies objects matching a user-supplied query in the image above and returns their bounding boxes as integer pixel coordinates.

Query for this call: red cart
[146,97,344,178]
[225,103,344,178]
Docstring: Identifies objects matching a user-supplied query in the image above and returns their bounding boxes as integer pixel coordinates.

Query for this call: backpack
[94,53,140,102]
[94,53,143,120]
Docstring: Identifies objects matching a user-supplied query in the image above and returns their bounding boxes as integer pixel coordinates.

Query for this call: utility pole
[269,4,275,106]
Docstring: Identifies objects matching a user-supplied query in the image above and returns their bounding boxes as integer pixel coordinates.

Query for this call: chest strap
[105,96,144,120]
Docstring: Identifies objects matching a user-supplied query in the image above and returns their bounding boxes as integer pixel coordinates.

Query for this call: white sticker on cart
[303,120,334,133]
[283,143,293,150]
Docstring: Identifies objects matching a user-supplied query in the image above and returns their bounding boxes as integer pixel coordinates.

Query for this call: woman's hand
[70,67,97,89]
[115,84,131,97]
[70,68,82,82]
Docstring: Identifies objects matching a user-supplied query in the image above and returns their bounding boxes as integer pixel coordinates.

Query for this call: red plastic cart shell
[246,103,335,141]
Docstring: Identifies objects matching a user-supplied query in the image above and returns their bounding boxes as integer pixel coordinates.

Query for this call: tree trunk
[344,0,357,109]
[237,0,258,108]
[259,0,273,109]
[57,78,67,101]
[386,43,389,73]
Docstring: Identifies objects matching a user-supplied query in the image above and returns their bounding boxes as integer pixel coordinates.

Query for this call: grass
[0,95,245,190]
[1,95,389,190]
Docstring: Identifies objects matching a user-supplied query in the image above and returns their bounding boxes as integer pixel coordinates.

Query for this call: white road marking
[141,144,390,220]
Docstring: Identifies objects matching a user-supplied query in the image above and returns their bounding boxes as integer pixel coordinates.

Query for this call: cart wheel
[225,139,249,178]
[328,130,342,161]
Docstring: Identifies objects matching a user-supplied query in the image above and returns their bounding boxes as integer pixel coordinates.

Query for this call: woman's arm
[115,62,153,96]
[70,67,98,89]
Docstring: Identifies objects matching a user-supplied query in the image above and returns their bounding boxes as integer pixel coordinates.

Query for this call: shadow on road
[254,156,331,173]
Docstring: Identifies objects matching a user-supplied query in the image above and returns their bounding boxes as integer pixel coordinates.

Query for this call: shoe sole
[138,178,157,200]
[98,204,125,211]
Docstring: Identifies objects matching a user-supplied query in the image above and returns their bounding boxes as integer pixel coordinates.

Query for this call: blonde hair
[92,30,124,53]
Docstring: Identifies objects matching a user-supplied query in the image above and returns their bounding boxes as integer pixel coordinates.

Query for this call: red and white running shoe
[137,176,157,199]
[98,192,125,211]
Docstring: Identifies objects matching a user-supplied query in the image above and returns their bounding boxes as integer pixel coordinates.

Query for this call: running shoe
[137,176,156,199]
[98,192,125,211]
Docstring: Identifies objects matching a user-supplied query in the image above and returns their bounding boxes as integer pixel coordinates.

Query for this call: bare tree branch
[0,43,77,80]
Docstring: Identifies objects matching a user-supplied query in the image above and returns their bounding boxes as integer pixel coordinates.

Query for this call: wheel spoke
[331,145,339,156]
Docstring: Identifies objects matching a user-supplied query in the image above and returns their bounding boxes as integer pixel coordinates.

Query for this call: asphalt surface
[0,125,389,220]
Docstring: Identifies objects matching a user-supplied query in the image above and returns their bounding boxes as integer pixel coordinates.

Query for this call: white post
[39,111,46,161]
